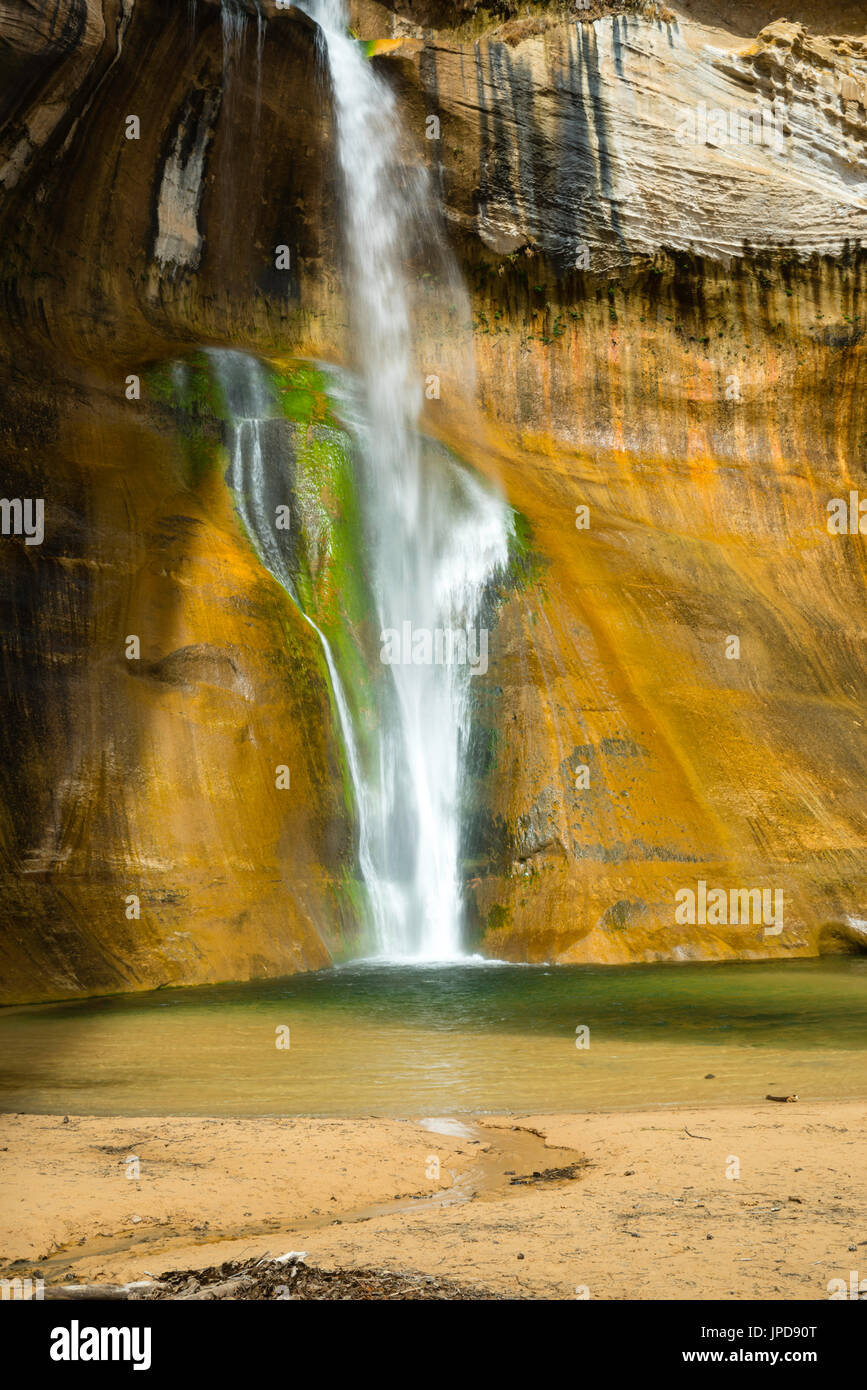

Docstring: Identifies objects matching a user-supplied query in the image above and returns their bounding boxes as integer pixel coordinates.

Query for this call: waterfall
[208,351,386,953]
[216,0,511,961]
[220,0,247,55]
[306,0,512,959]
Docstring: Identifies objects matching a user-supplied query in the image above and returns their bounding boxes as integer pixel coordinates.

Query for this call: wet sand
[1,1101,864,1299]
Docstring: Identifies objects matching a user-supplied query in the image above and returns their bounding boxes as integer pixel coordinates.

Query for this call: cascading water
[216,0,512,961]
[208,348,386,962]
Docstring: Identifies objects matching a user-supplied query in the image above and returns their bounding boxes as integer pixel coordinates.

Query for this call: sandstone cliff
[1,0,866,1000]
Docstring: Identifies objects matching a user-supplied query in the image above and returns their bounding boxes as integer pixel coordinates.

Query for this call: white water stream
[215,1,511,959]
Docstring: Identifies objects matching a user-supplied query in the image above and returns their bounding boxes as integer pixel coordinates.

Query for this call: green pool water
[0,957,865,1117]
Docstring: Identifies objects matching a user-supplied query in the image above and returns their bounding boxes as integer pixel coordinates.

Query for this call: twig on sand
[684,1126,711,1141]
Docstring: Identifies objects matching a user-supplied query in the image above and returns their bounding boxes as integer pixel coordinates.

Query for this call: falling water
[219,0,265,123]
[215,0,511,960]
[306,0,511,959]
[207,349,385,959]
[255,3,266,124]
[220,0,248,65]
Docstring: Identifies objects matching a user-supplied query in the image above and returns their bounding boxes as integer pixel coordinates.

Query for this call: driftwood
[41,1252,304,1302]
[37,1259,507,1301]
[766,1094,799,1103]
[43,1282,158,1301]
[174,1276,256,1300]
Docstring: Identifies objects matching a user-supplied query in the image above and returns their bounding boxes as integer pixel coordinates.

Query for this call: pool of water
[0,957,865,1116]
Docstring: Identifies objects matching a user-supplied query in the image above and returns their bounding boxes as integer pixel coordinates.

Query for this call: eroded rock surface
[1,0,866,997]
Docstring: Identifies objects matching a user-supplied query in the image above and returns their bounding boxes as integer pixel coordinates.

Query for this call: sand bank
[1,1102,864,1299]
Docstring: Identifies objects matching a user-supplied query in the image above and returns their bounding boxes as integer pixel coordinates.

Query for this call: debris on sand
[508,1161,589,1186]
[46,1259,511,1301]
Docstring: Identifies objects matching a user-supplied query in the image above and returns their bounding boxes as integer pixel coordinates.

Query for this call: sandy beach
[1,1101,864,1299]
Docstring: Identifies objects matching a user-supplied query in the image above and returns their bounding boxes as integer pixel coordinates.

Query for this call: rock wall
[0,1,354,1001]
[1,0,866,999]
